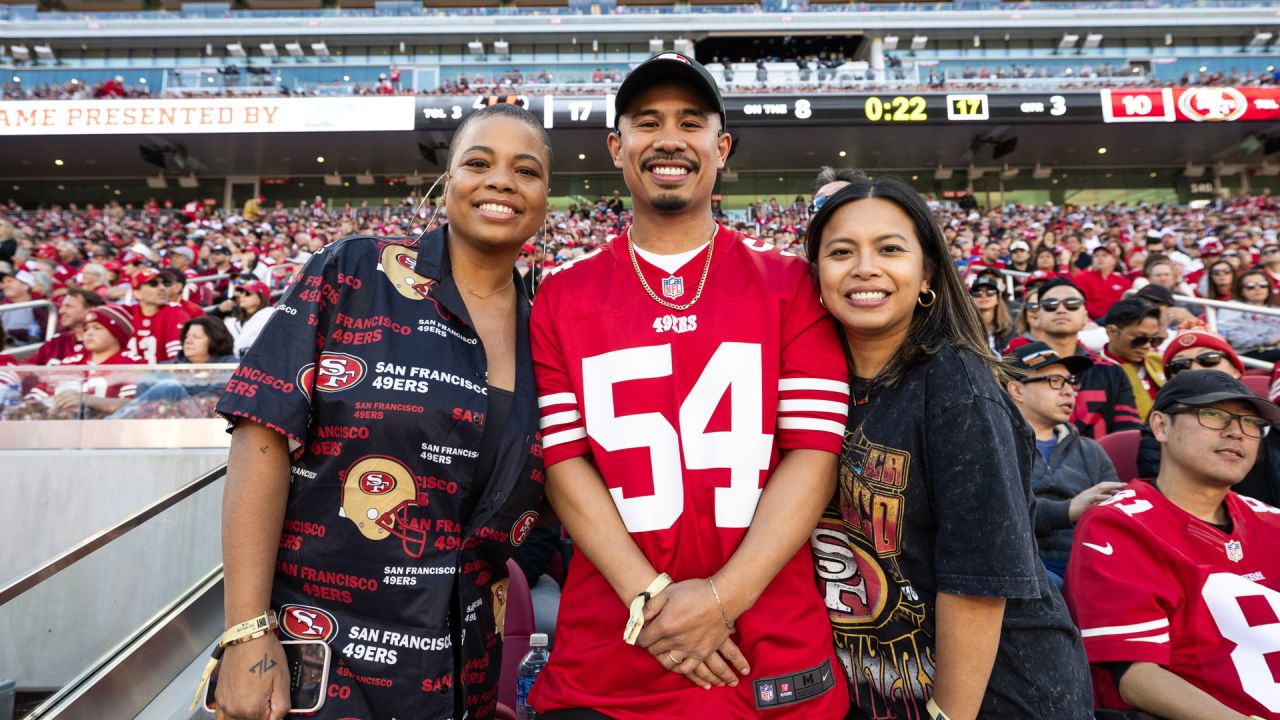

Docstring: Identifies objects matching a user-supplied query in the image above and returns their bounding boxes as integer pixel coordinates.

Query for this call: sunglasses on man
[1115,327,1167,348]
[143,278,174,288]
[1037,297,1084,312]
[1163,351,1225,378]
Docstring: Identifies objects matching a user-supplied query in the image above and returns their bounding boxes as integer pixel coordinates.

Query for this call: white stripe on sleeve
[777,399,849,416]
[779,378,851,394]
[542,426,588,449]
[1079,618,1169,638]
[539,409,582,430]
[538,392,578,409]
[777,417,846,436]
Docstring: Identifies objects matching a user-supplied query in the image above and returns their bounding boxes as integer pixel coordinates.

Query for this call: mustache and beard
[641,153,702,214]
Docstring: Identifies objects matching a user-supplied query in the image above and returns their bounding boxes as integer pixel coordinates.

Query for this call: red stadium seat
[500,557,536,712]
[1097,429,1142,484]
[1241,374,1269,399]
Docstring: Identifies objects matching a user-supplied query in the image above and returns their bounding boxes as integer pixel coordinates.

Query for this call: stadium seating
[1097,430,1142,484]
[1241,374,1270,399]
[500,557,537,713]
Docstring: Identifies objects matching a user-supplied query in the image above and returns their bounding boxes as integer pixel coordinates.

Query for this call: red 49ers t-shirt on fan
[129,303,187,362]
[530,225,851,719]
[1066,481,1280,718]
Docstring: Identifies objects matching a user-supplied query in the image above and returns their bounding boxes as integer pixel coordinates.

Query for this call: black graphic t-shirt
[216,227,545,720]
[810,346,1092,719]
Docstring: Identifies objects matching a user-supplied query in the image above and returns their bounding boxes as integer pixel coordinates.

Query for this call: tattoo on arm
[249,655,278,675]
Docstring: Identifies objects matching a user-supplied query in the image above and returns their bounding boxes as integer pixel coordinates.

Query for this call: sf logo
[360,471,395,495]
[315,353,367,392]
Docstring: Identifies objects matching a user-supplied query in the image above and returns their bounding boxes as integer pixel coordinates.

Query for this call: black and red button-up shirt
[217,226,544,719]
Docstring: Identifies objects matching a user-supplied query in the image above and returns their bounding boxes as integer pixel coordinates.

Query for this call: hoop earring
[917,288,937,308]
[819,294,826,308]
[412,172,449,243]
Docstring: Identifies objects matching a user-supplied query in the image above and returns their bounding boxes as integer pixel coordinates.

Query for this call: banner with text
[0,96,417,135]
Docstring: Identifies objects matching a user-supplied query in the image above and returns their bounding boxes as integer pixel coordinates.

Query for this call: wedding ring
[668,652,683,665]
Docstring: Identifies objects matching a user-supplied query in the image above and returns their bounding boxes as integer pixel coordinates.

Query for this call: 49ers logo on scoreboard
[1178,87,1248,122]
[278,603,339,642]
[314,352,367,393]
[359,470,397,495]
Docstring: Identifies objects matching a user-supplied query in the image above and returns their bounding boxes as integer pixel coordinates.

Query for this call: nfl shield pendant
[661,275,685,299]
[1226,539,1244,563]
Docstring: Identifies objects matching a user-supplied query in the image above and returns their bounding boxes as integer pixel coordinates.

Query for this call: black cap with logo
[614,52,726,131]
[1005,341,1094,376]
[1152,370,1280,423]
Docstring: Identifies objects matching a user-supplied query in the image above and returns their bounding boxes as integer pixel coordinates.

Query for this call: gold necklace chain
[457,273,514,300]
[626,223,717,312]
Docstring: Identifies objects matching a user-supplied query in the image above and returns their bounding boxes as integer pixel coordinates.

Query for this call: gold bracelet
[707,578,735,632]
[190,611,278,711]
[219,611,278,648]
[623,573,673,645]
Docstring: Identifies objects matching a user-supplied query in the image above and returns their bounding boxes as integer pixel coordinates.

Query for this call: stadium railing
[0,299,58,358]
[0,363,237,436]
[1172,294,1280,371]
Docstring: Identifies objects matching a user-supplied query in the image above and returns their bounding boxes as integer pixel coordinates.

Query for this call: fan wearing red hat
[25,304,141,417]
[128,267,188,363]
[1135,330,1279,505]
[1072,244,1132,321]
[226,279,274,358]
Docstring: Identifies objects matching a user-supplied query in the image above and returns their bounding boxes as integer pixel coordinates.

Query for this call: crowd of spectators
[5,61,1277,102]
[2,188,1279,420]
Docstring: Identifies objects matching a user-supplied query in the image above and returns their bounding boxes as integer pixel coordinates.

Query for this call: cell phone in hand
[204,639,331,714]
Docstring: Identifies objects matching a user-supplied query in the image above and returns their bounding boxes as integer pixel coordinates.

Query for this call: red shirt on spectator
[26,349,141,403]
[28,330,84,366]
[1074,269,1132,320]
[128,304,187,363]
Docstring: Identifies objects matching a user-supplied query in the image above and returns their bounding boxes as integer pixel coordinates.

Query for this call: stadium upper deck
[3,0,1280,207]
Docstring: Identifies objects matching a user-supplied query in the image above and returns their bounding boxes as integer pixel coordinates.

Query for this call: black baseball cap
[614,52,726,131]
[1134,284,1174,307]
[1152,370,1280,423]
[970,276,1000,292]
[1005,341,1094,376]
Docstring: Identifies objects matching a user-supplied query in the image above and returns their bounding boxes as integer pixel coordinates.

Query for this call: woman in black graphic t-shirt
[804,174,1093,720]
[214,105,550,720]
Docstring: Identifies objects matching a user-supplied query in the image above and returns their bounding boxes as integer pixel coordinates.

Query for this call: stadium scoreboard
[410,87,1280,130]
[1,88,1278,136]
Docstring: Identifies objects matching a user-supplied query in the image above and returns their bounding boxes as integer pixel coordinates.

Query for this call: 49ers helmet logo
[315,352,366,392]
[339,455,428,559]
[278,604,338,642]
[359,470,396,495]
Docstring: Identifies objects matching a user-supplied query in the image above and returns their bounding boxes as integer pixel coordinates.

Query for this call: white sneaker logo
[1083,542,1114,556]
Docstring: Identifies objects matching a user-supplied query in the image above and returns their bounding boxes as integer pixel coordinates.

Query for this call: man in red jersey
[530,53,850,719]
[127,267,186,362]
[29,287,104,365]
[1067,370,1280,720]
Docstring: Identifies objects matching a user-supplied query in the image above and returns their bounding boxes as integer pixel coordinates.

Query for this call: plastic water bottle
[515,633,550,720]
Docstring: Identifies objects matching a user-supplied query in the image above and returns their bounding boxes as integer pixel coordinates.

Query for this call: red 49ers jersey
[129,303,187,363]
[530,226,850,719]
[1066,480,1280,717]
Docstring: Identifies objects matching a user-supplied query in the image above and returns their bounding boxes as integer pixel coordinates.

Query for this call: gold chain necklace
[457,274,514,300]
[626,223,717,312]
